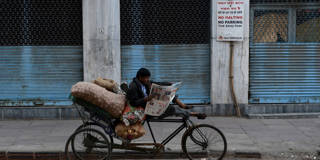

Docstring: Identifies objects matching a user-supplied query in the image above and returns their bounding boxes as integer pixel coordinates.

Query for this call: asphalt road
[116,152,319,160]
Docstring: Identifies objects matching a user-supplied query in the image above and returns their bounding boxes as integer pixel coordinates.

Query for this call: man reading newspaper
[126,68,206,119]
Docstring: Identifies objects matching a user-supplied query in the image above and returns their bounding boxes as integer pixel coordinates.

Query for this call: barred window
[251,0,320,4]
[251,1,320,43]
[253,10,288,43]
[296,9,320,42]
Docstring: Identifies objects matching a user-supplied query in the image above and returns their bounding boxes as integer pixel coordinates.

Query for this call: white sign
[217,0,244,41]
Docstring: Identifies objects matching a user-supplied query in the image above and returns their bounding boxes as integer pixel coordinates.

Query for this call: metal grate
[251,0,320,4]
[296,8,320,42]
[0,0,82,46]
[0,1,24,45]
[120,0,210,45]
[253,10,288,43]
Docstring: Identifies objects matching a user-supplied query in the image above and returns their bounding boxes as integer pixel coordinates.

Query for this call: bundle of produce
[115,122,146,140]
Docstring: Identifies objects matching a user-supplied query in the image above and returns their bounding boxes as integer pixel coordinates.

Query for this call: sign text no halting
[217,0,244,41]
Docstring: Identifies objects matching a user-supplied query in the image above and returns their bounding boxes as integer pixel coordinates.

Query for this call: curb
[247,112,320,119]
[234,151,262,158]
[2,150,319,159]
[0,150,262,160]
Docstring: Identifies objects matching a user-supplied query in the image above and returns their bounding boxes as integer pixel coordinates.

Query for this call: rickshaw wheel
[181,124,227,160]
[75,122,114,145]
[71,128,112,160]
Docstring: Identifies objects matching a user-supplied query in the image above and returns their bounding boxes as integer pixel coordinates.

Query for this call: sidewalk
[0,117,319,159]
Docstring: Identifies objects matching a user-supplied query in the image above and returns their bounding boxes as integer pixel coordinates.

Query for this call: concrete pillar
[210,0,250,114]
[83,0,121,83]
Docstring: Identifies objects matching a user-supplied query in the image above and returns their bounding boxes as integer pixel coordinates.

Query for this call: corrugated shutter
[0,46,82,106]
[121,44,210,104]
[249,44,320,103]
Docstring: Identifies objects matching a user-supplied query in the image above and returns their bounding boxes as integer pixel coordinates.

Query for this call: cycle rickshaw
[65,97,227,160]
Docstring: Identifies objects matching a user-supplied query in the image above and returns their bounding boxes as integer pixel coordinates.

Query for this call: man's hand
[144,94,156,102]
[146,81,152,88]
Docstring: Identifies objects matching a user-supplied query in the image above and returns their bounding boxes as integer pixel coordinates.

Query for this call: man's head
[136,68,151,85]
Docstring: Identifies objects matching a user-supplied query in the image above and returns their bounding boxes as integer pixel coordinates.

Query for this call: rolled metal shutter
[0,0,83,106]
[120,0,211,104]
[121,44,210,104]
[250,44,320,103]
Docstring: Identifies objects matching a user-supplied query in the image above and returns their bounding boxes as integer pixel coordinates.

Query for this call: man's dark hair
[136,68,151,78]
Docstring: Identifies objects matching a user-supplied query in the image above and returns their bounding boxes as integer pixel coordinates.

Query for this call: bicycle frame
[146,118,193,146]
[111,117,195,154]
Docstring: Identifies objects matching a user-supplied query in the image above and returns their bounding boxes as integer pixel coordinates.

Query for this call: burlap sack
[115,122,146,140]
[93,77,116,91]
[93,77,125,95]
[71,82,126,118]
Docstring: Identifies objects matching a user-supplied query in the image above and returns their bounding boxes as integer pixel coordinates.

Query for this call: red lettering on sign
[233,16,243,19]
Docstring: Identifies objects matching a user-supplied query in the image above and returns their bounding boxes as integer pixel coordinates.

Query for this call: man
[126,68,206,119]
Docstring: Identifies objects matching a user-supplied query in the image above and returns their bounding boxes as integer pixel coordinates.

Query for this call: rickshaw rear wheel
[70,128,112,160]
[75,121,114,145]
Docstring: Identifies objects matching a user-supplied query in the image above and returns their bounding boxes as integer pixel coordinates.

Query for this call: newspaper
[144,82,182,116]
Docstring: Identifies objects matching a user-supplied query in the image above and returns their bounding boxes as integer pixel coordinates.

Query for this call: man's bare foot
[184,105,194,109]
[190,112,207,119]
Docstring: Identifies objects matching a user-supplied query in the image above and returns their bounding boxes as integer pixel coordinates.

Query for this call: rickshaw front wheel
[181,124,227,160]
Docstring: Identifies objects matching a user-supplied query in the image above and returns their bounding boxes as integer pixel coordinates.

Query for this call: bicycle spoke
[182,124,227,160]
[71,128,111,160]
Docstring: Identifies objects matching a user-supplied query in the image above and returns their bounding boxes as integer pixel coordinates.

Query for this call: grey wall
[210,0,250,105]
[83,0,121,83]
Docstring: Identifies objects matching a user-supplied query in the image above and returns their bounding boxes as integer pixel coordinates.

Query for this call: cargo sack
[71,82,126,118]
[93,77,115,91]
[94,77,125,95]
[115,122,146,140]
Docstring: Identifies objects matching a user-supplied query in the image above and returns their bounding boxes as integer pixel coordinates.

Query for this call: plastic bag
[122,103,145,126]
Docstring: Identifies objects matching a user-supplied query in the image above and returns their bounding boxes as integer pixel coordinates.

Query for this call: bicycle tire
[76,122,114,143]
[71,128,112,160]
[64,132,74,160]
[65,122,114,160]
[181,124,227,160]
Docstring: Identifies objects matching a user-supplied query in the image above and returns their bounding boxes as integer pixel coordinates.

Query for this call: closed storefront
[120,0,211,104]
[0,0,83,106]
[249,0,320,103]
